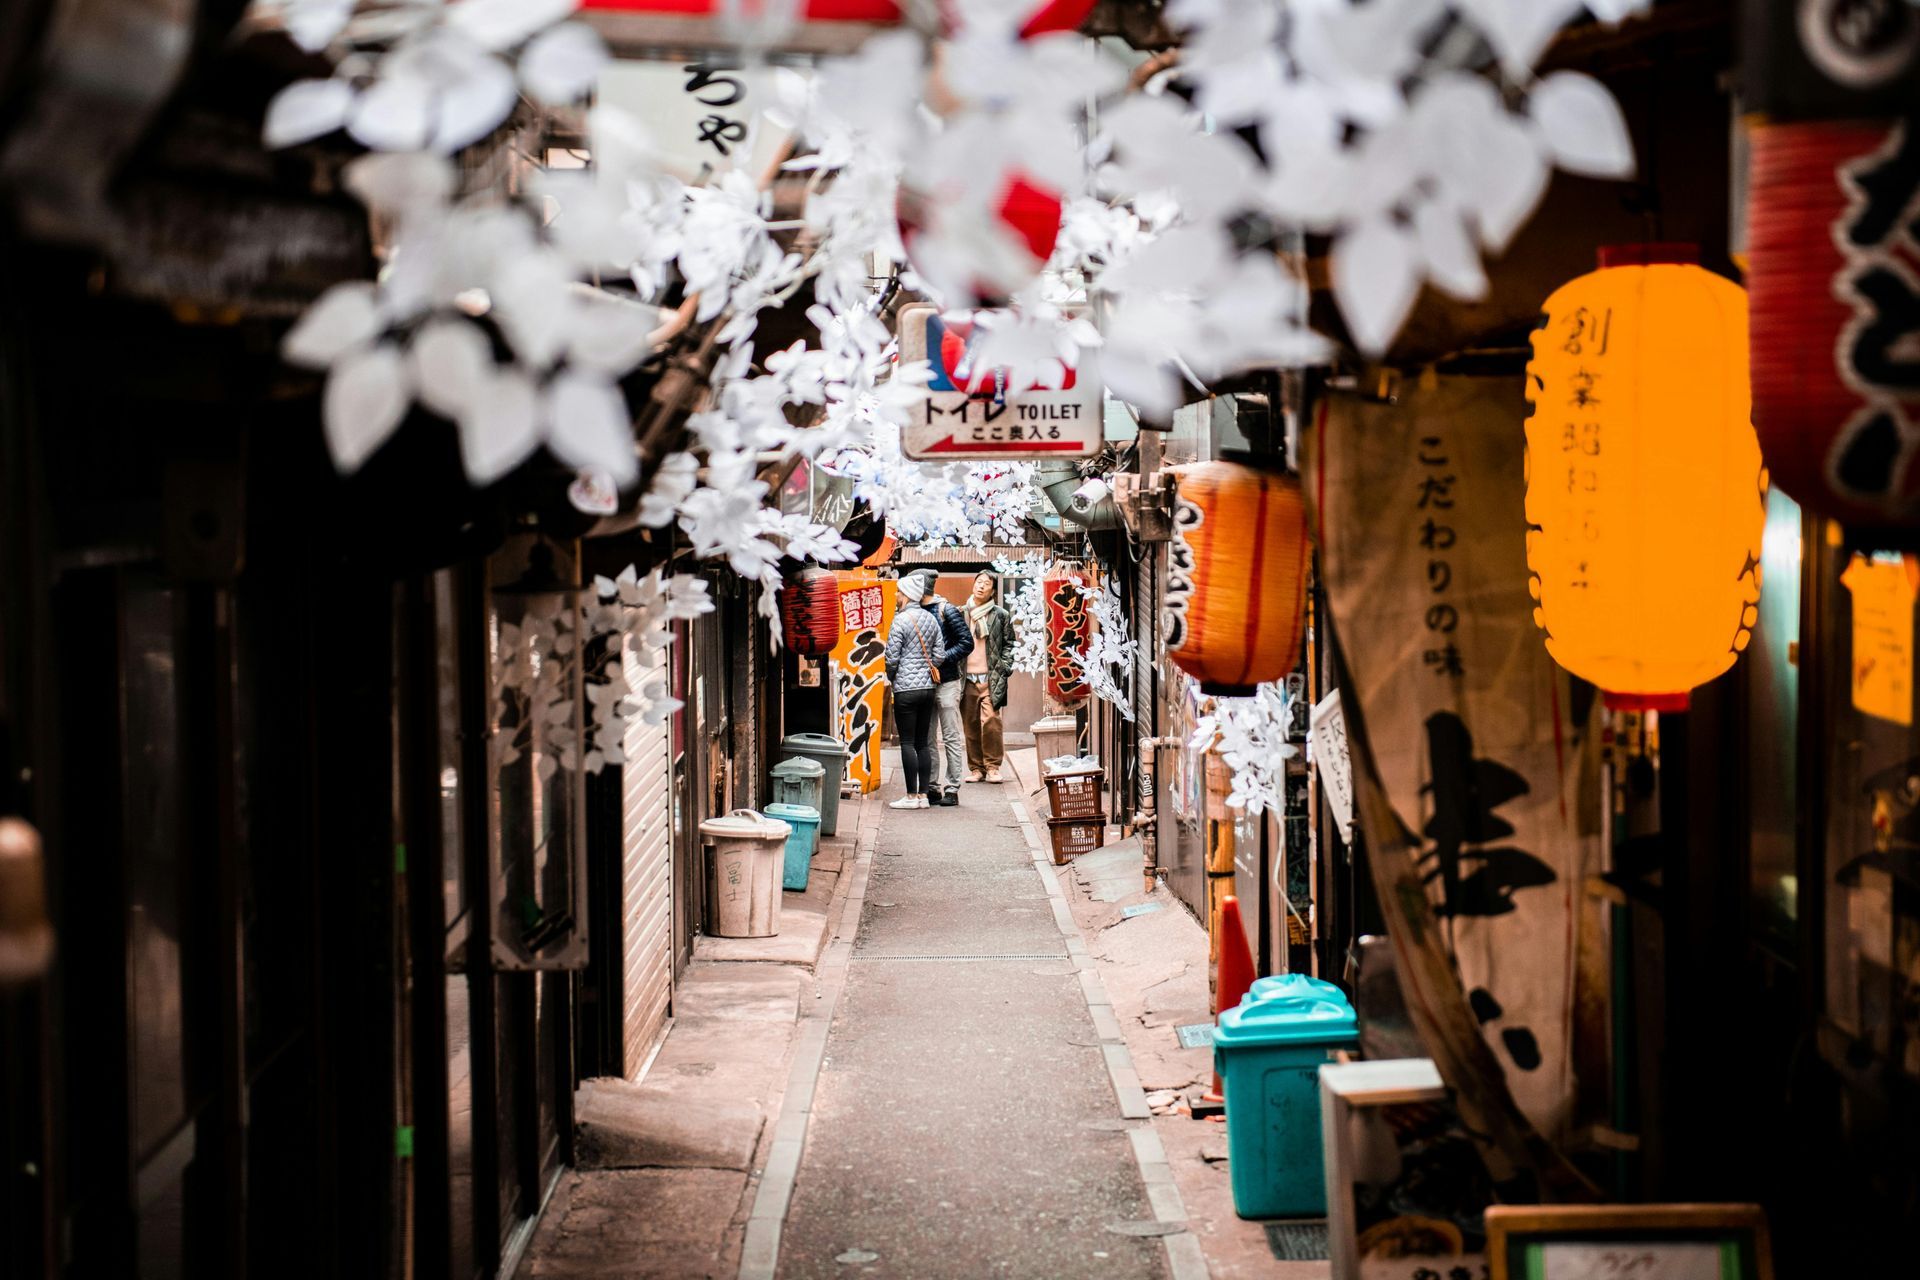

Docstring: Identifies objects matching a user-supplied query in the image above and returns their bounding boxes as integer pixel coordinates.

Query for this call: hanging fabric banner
[829,571,897,794]
[1309,375,1601,1145]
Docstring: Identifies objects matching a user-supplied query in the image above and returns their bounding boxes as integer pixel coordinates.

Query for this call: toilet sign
[898,305,1102,460]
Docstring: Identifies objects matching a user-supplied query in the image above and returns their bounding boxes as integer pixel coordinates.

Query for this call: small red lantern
[779,568,842,655]
[1748,117,1920,535]
[1164,461,1310,696]
[1044,569,1091,704]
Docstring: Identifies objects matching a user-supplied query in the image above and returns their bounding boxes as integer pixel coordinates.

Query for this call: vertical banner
[829,571,897,794]
[1310,375,1601,1145]
[1044,569,1091,705]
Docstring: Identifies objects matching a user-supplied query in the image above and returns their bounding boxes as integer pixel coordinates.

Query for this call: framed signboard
[897,304,1103,461]
[1485,1205,1773,1280]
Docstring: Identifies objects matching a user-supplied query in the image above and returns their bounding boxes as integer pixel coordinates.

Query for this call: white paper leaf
[545,373,638,486]
[347,73,434,152]
[1529,71,1635,179]
[446,0,577,51]
[324,344,410,473]
[565,288,655,374]
[342,152,457,215]
[284,0,354,53]
[1464,112,1549,253]
[264,79,354,149]
[1333,218,1422,357]
[459,369,542,484]
[1412,198,1488,301]
[519,23,608,105]
[431,52,519,153]
[1454,0,1586,79]
[410,319,493,420]
[490,254,573,369]
[283,281,381,369]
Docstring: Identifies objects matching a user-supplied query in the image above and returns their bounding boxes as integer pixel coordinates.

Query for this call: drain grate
[1264,1221,1330,1261]
[852,952,1064,962]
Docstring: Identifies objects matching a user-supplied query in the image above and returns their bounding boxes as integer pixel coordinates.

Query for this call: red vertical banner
[1044,569,1091,705]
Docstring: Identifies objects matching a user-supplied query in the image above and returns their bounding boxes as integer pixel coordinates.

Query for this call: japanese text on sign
[1418,432,1462,677]
[840,585,884,634]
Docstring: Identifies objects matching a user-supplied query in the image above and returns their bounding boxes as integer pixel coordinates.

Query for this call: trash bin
[1245,971,1349,1011]
[1032,714,1079,764]
[770,756,826,814]
[699,809,789,938]
[1214,974,1359,1219]
[778,733,850,836]
[763,802,821,890]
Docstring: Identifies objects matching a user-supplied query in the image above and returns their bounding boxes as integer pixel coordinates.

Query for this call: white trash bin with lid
[700,809,790,938]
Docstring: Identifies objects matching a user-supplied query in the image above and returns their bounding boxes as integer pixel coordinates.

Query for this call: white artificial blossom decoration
[1189,681,1298,816]
[992,552,1050,676]
[579,567,715,772]
[259,0,1649,624]
[1070,576,1138,722]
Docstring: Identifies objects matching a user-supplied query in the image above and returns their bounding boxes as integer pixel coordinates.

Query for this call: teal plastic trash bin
[778,734,849,836]
[1214,974,1358,1219]
[763,802,821,890]
[770,756,825,814]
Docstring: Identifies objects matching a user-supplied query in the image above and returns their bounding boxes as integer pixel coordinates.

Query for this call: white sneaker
[888,796,920,810]
[915,794,932,808]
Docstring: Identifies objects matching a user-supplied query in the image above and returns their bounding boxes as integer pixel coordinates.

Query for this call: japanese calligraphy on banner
[596,59,802,180]
[828,571,896,793]
[1308,375,1600,1142]
[1044,569,1091,704]
[897,305,1103,459]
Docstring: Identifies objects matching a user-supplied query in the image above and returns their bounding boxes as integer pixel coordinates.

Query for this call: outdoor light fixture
[1524,246,1766,710]
[1162,461,1311,697]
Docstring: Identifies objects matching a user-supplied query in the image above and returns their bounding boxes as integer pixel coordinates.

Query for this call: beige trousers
[962,678,1003,772]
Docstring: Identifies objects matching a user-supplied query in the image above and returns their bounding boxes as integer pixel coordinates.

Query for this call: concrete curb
[1007,773,1212,1280]
[737,789,878,1280]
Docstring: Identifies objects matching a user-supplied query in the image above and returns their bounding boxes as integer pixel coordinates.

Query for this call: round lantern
[1162,461,1310,697]
[1044,569,1091,704]
[1524,246,1766,709]
[1747,117,1920,537]
[778,568,842,656]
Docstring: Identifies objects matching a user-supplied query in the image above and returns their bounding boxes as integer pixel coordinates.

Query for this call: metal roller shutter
[620,640,675,1079]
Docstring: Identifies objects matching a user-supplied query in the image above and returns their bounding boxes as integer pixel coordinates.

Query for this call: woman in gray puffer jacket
[884,575,946,809]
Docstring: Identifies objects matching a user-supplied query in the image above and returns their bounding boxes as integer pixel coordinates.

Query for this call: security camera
[1069,477,1110,513]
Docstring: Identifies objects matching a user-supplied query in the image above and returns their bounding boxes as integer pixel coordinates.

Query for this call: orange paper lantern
[1524,246,1766,709]
[1163,461,1310,697]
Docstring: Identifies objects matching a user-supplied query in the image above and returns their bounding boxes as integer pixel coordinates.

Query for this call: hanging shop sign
[1524,246,1766,709]
[1163,460,1311,696]
[1043,568,1091,705]
[1311,374,1603,1153]
[1748,118,1920,537]
[828,571,897,793]
[595,56,802,180]
[897,305,1102,460]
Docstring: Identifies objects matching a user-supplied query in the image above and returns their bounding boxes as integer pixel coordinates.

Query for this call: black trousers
[894,686,936,796]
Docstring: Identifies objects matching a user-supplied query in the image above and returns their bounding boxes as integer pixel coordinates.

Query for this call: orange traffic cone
[1202,896,1258,1112]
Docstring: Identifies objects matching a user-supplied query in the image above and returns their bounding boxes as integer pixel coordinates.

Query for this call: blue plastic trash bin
[1214,974,1359,1219]
[778,734,849,836]
[763,802,821,891]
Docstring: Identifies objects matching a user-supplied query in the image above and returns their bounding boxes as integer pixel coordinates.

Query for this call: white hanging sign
[897,305,1102,460]
[1309,688,1355,848]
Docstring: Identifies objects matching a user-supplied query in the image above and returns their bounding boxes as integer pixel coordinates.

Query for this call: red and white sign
[897,305,1102,460]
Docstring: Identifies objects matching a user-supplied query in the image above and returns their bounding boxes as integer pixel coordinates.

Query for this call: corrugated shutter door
[621,641,674,1079]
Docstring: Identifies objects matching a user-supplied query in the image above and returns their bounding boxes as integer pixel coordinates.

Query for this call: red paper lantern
[1748,117,1920,535]
[1044,569,1091,704]
[779,568,842,655]
[1164,461,1310,696]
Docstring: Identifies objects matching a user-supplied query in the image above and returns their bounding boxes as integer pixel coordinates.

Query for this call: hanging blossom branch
[1071,576,1138,721]
[992,552,1050,675]
[580,567,714,773]
[1189,682,1298,816]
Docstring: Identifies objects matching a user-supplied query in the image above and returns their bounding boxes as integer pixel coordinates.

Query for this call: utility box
[777,733,850,835]
[699,809,789,938]
[1214,974,1359,1219]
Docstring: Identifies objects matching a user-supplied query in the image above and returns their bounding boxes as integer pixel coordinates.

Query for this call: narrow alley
[775,765,1170,1280]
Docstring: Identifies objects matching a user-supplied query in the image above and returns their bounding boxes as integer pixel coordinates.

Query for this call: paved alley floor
[774,773,1172,1280]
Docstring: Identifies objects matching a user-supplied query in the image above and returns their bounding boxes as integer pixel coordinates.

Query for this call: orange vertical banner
[829,570,897,794]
